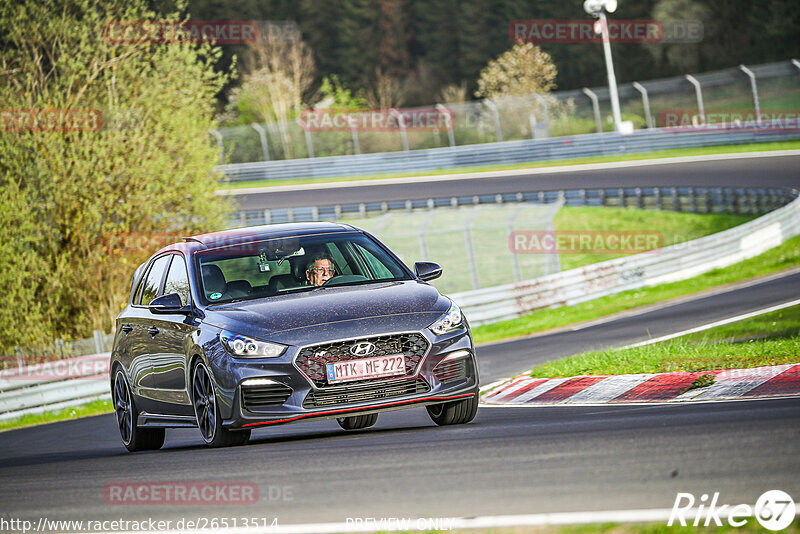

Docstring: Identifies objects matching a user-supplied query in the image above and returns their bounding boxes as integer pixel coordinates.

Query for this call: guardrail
[450,190,800,326]
[219,127,800,183]
[2,189,798,420]
[234,186,795,226]
[0,353,110,421]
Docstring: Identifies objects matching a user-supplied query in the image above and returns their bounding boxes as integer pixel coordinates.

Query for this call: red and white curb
[481,363,800,405]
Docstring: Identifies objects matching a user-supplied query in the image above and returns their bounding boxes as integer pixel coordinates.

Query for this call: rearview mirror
[414,261,442,282]
[149,293,190,314]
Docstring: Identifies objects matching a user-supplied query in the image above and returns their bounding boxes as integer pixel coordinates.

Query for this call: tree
[0,0,230,350]
[648,0,710,73]
[229,25,316,158]
[475,43,557,99]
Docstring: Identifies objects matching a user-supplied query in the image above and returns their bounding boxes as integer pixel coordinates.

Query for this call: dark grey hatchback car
[110,222,479,451]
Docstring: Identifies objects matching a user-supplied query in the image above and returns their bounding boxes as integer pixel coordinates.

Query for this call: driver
[305,254,336,287]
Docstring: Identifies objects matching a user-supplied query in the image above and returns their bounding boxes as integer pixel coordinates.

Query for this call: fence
[451,189,800,325]
[343,200,564,294]
[5,330,113,365]
[215,59,800,167]
[219,126,800,183]
[233,186,795,227]
[0,353,110,421]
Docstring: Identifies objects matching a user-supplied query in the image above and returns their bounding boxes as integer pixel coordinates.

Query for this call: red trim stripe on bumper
[242,392,476,428]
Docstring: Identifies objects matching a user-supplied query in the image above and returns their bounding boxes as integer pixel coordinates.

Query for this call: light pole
[584,0,632,134]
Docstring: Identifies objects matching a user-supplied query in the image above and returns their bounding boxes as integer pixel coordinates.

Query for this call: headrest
[201,264,226,295]
[225,280,251,298]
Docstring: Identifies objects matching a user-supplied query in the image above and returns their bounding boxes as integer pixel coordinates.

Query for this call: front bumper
[215,328,479,429]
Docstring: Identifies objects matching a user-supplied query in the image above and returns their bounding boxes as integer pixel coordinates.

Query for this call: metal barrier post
[209,129,225,164]
[529,113,538,139]
[436,104,456,147]
[390,109,410,151]
[685,74,705,124]
[251,123,271,161]
[464,207,481,289]
[351,125,360,155]
[93,330,104,354]
[533,94,551,137]
[508,205,524,282]
[739,64,761,123]
[582,88,603,133]
[418,211,436,260]
[632,82,654,129]
[295,117,315,158]
[485,100,503,142]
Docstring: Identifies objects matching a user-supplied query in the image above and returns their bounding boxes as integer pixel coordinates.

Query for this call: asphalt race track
[1,153,799,530]
[228,153,800,210]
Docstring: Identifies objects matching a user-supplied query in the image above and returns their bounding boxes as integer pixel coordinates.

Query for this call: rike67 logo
[669,490,796,531]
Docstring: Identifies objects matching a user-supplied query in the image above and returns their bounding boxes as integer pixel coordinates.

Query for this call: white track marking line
[560,374,655,404]
[620,298,800,350]
[106,507,779,533]
[217,149,800,196]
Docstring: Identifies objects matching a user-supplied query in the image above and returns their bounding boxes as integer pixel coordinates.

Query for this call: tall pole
[598,12,623,132]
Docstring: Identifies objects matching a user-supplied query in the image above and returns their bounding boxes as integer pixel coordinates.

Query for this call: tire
[191,361,250,448]
[113,369,165,452]
[426,394,479,426]
[336,413,378,430]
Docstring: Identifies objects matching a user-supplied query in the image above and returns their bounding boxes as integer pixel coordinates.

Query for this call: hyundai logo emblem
[350,341,376,356]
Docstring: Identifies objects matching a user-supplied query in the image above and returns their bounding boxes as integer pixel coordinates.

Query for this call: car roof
[155,222,359,255]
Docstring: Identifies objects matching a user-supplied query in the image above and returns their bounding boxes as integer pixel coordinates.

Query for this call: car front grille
[302,378,431,408]
[433,358,469,383]
[241,382,293,411]
[295,333,430,388]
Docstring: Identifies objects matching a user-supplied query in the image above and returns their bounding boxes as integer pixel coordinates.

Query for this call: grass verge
[553,207,753,271]
[526,305,800,378]
[0,397,113,432]
[472,233,800,345]
[219,140,800,191]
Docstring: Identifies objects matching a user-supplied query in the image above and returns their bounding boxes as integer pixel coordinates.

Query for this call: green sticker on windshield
[209,292,222,300]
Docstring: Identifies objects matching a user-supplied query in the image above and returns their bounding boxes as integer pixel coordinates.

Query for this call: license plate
[326,354,406,384]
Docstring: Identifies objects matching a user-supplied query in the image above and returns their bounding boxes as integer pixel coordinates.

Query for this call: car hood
[201,280,450,345]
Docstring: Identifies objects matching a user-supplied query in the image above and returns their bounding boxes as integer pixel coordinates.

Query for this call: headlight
[429,301,464,335]
[220,330,287,358]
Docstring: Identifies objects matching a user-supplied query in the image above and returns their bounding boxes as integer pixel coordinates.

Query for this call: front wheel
[426,394,478,426]
[192,361,250,447]
[113,369,165,452]
[336,413,378,430]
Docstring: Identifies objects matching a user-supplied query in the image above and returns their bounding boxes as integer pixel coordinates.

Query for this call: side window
[326,243,352,275]
[355,244,393,279]
[163,255,191,306]
[137,255,171,306]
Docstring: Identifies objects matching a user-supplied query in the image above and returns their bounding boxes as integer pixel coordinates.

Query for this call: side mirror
[149,293,190,314]
[414,261,442,282]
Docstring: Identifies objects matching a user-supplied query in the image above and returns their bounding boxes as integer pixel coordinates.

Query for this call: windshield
[195,231,412,304]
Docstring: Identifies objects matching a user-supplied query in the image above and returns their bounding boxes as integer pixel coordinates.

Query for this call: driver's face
[306,259,334,286]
